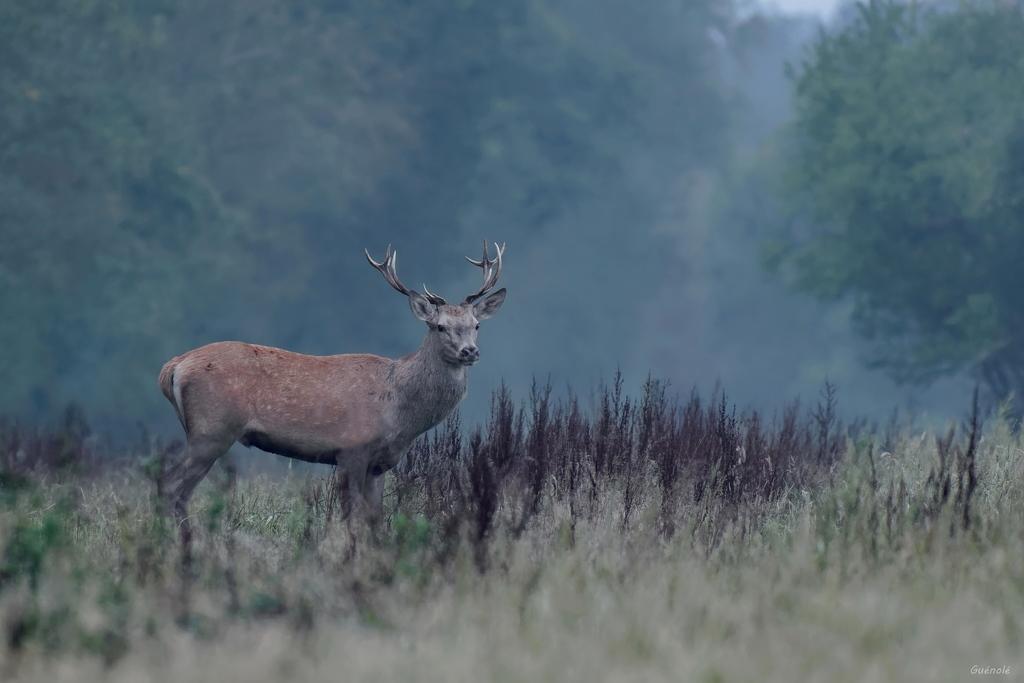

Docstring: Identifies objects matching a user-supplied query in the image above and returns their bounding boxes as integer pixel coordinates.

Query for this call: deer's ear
[408,293,437,322]
[473,288,506,320]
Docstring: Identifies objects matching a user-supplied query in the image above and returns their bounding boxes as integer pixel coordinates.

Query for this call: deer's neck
[392,333,468,436]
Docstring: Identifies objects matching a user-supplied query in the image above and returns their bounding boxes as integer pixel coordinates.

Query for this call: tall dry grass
[0,381,1021,682]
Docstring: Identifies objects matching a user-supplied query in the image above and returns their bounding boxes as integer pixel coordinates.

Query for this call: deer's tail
[159,355,188,434]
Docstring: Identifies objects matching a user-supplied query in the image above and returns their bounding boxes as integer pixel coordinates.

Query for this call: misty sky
[4,0,976,437]
[764,0,840,16]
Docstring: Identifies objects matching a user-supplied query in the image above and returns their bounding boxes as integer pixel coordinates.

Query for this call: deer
[157,242,506,532]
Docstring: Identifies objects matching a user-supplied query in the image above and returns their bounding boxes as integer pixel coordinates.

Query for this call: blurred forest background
[3,0,1021,434]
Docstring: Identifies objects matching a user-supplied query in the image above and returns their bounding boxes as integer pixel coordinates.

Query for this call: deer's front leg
[364,465,386,524]
[341,454,385,528]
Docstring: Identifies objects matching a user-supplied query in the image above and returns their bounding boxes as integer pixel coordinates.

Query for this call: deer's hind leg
[162,432,236,528]
[159,431,234,602]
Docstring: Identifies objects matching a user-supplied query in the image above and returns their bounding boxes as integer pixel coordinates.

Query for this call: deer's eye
[436,325,446,333]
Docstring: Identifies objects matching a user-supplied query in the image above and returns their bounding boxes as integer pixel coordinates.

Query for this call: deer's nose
[460,346,479,361]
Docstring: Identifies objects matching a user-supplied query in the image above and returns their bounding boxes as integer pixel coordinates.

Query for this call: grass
[0,381,1022,682]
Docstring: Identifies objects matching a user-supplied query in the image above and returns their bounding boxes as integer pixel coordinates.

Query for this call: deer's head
[366,242,507,366]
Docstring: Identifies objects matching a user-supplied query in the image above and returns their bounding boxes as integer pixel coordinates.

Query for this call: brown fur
[158,329,473,526]
[159,246,506,535]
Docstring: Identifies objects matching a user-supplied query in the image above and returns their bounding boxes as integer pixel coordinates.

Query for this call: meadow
[0,380,1021,682]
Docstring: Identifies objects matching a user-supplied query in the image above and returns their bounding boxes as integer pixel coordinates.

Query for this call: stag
[158,243,506,527]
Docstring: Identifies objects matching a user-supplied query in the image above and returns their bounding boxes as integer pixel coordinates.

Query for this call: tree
[773,0,1024,402]
[1,0,733,427]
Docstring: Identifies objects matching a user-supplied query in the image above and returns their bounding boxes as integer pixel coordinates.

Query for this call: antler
[365,245,447,305]
[464,241,505,304]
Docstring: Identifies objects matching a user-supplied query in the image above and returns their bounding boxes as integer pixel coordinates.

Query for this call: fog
[0,0,978,436]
